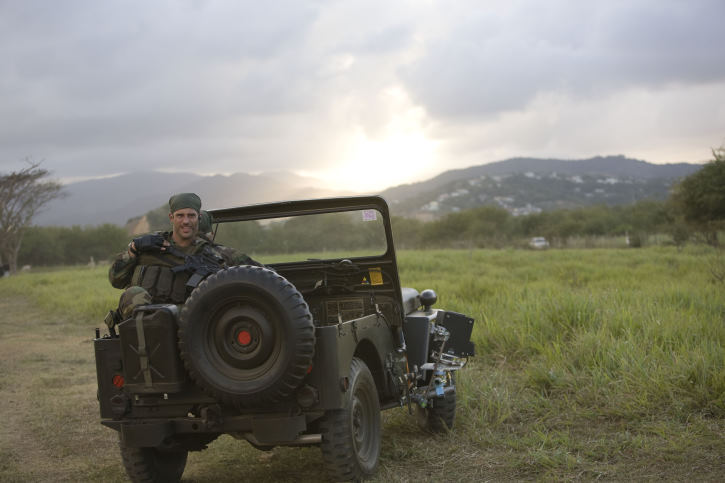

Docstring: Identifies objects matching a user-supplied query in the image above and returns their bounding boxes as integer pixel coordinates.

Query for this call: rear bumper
[103,410,324,448]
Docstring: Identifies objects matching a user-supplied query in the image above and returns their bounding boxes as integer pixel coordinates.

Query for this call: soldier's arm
[212,243,264,268]
[234,253,265,267]
[108,245,138,289]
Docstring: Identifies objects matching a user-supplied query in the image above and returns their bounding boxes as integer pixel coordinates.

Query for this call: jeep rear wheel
[319,357,381,481]
[178,266,315,407]
[120,440,187,483]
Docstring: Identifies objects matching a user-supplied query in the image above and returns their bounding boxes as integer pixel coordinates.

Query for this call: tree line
[17,224,128,267]
[214,211,387,255]
[10,199,688,267]
[391,200,683,249]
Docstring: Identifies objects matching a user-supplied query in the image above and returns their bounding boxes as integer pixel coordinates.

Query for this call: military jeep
[94,196,474,482]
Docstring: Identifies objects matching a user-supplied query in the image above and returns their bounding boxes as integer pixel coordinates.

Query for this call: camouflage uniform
[118,286,153,320]
[109,193,261,320]
[108,231,247,305]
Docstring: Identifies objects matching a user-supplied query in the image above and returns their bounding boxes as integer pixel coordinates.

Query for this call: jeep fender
[307,314,395,410]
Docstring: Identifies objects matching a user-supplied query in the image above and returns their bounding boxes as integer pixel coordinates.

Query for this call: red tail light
[112,374,125,388]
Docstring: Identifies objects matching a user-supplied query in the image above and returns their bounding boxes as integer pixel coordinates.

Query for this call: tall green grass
[398,247,724,422]
[0,265,119,330]
[1,246,723,480]
[392,247,724,478]
[2,247,723,419]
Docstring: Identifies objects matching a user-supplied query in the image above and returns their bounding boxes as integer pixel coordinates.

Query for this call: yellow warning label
[369,268,383,286]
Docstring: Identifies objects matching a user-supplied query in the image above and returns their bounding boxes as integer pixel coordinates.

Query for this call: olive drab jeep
[94,196,475,482]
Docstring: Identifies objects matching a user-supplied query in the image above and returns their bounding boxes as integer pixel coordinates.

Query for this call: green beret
[199,210,213,233]
[169,193,201,213]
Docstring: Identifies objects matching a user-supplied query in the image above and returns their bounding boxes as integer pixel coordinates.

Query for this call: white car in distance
[529,237,550,249]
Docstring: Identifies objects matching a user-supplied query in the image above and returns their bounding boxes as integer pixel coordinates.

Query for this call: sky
[1,0,724,193]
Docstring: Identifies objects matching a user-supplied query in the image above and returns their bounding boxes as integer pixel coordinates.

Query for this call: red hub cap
[237,330,252,346]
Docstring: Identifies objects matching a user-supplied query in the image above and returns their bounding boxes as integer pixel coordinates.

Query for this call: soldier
[109,193,257,319]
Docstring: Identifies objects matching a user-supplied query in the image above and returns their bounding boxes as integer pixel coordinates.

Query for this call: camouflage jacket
[108,232,256,303]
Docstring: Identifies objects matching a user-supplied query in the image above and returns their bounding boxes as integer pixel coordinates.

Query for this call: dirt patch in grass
[0,296,126,482]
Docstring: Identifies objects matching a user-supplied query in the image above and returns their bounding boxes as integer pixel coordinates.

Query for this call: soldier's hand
[130,234,168,256]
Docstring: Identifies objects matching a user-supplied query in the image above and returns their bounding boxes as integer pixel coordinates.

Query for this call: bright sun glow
[320,86,439,193]
[332,130,438,193]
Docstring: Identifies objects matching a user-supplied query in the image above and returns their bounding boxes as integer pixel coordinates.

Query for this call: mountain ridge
[381,155,699,203]
[35,170,347,227]
[34,156,702,226]
[381,155,701,219]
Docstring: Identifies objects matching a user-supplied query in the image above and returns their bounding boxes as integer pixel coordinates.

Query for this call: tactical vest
[129,236,227,304]
[130,251,191,304]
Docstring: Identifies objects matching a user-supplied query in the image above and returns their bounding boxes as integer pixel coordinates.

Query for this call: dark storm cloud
[0,0,323,177]
[0,0,722,187]
[401,1,725,118]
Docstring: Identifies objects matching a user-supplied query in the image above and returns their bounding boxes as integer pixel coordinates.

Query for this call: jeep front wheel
[421,388,456,432]
[417,373,457,433]
[319,357,381,481]
[178,266,315,408]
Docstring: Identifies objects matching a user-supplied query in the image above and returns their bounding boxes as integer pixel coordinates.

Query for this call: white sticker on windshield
[362,209,377,222]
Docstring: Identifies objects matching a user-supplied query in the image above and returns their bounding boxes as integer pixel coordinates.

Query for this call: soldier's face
[169,208,199,243]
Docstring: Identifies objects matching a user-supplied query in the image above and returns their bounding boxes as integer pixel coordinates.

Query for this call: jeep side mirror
[420,289,437,311]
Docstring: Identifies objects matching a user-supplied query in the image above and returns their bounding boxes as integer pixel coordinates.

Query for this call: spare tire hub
[214,304,274,369]
[237,330,252,346]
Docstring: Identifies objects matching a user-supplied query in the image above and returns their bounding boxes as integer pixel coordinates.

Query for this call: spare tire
[178,266,315,407]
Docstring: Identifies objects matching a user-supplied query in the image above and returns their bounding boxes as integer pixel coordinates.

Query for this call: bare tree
[0,161,65,274]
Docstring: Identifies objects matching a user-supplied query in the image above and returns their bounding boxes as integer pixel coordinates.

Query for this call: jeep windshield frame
[209,195,403,312]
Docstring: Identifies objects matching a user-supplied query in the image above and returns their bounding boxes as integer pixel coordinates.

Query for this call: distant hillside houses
[393,158,695,220]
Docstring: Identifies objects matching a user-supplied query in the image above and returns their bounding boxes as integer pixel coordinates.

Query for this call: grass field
[0,247,723,481]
